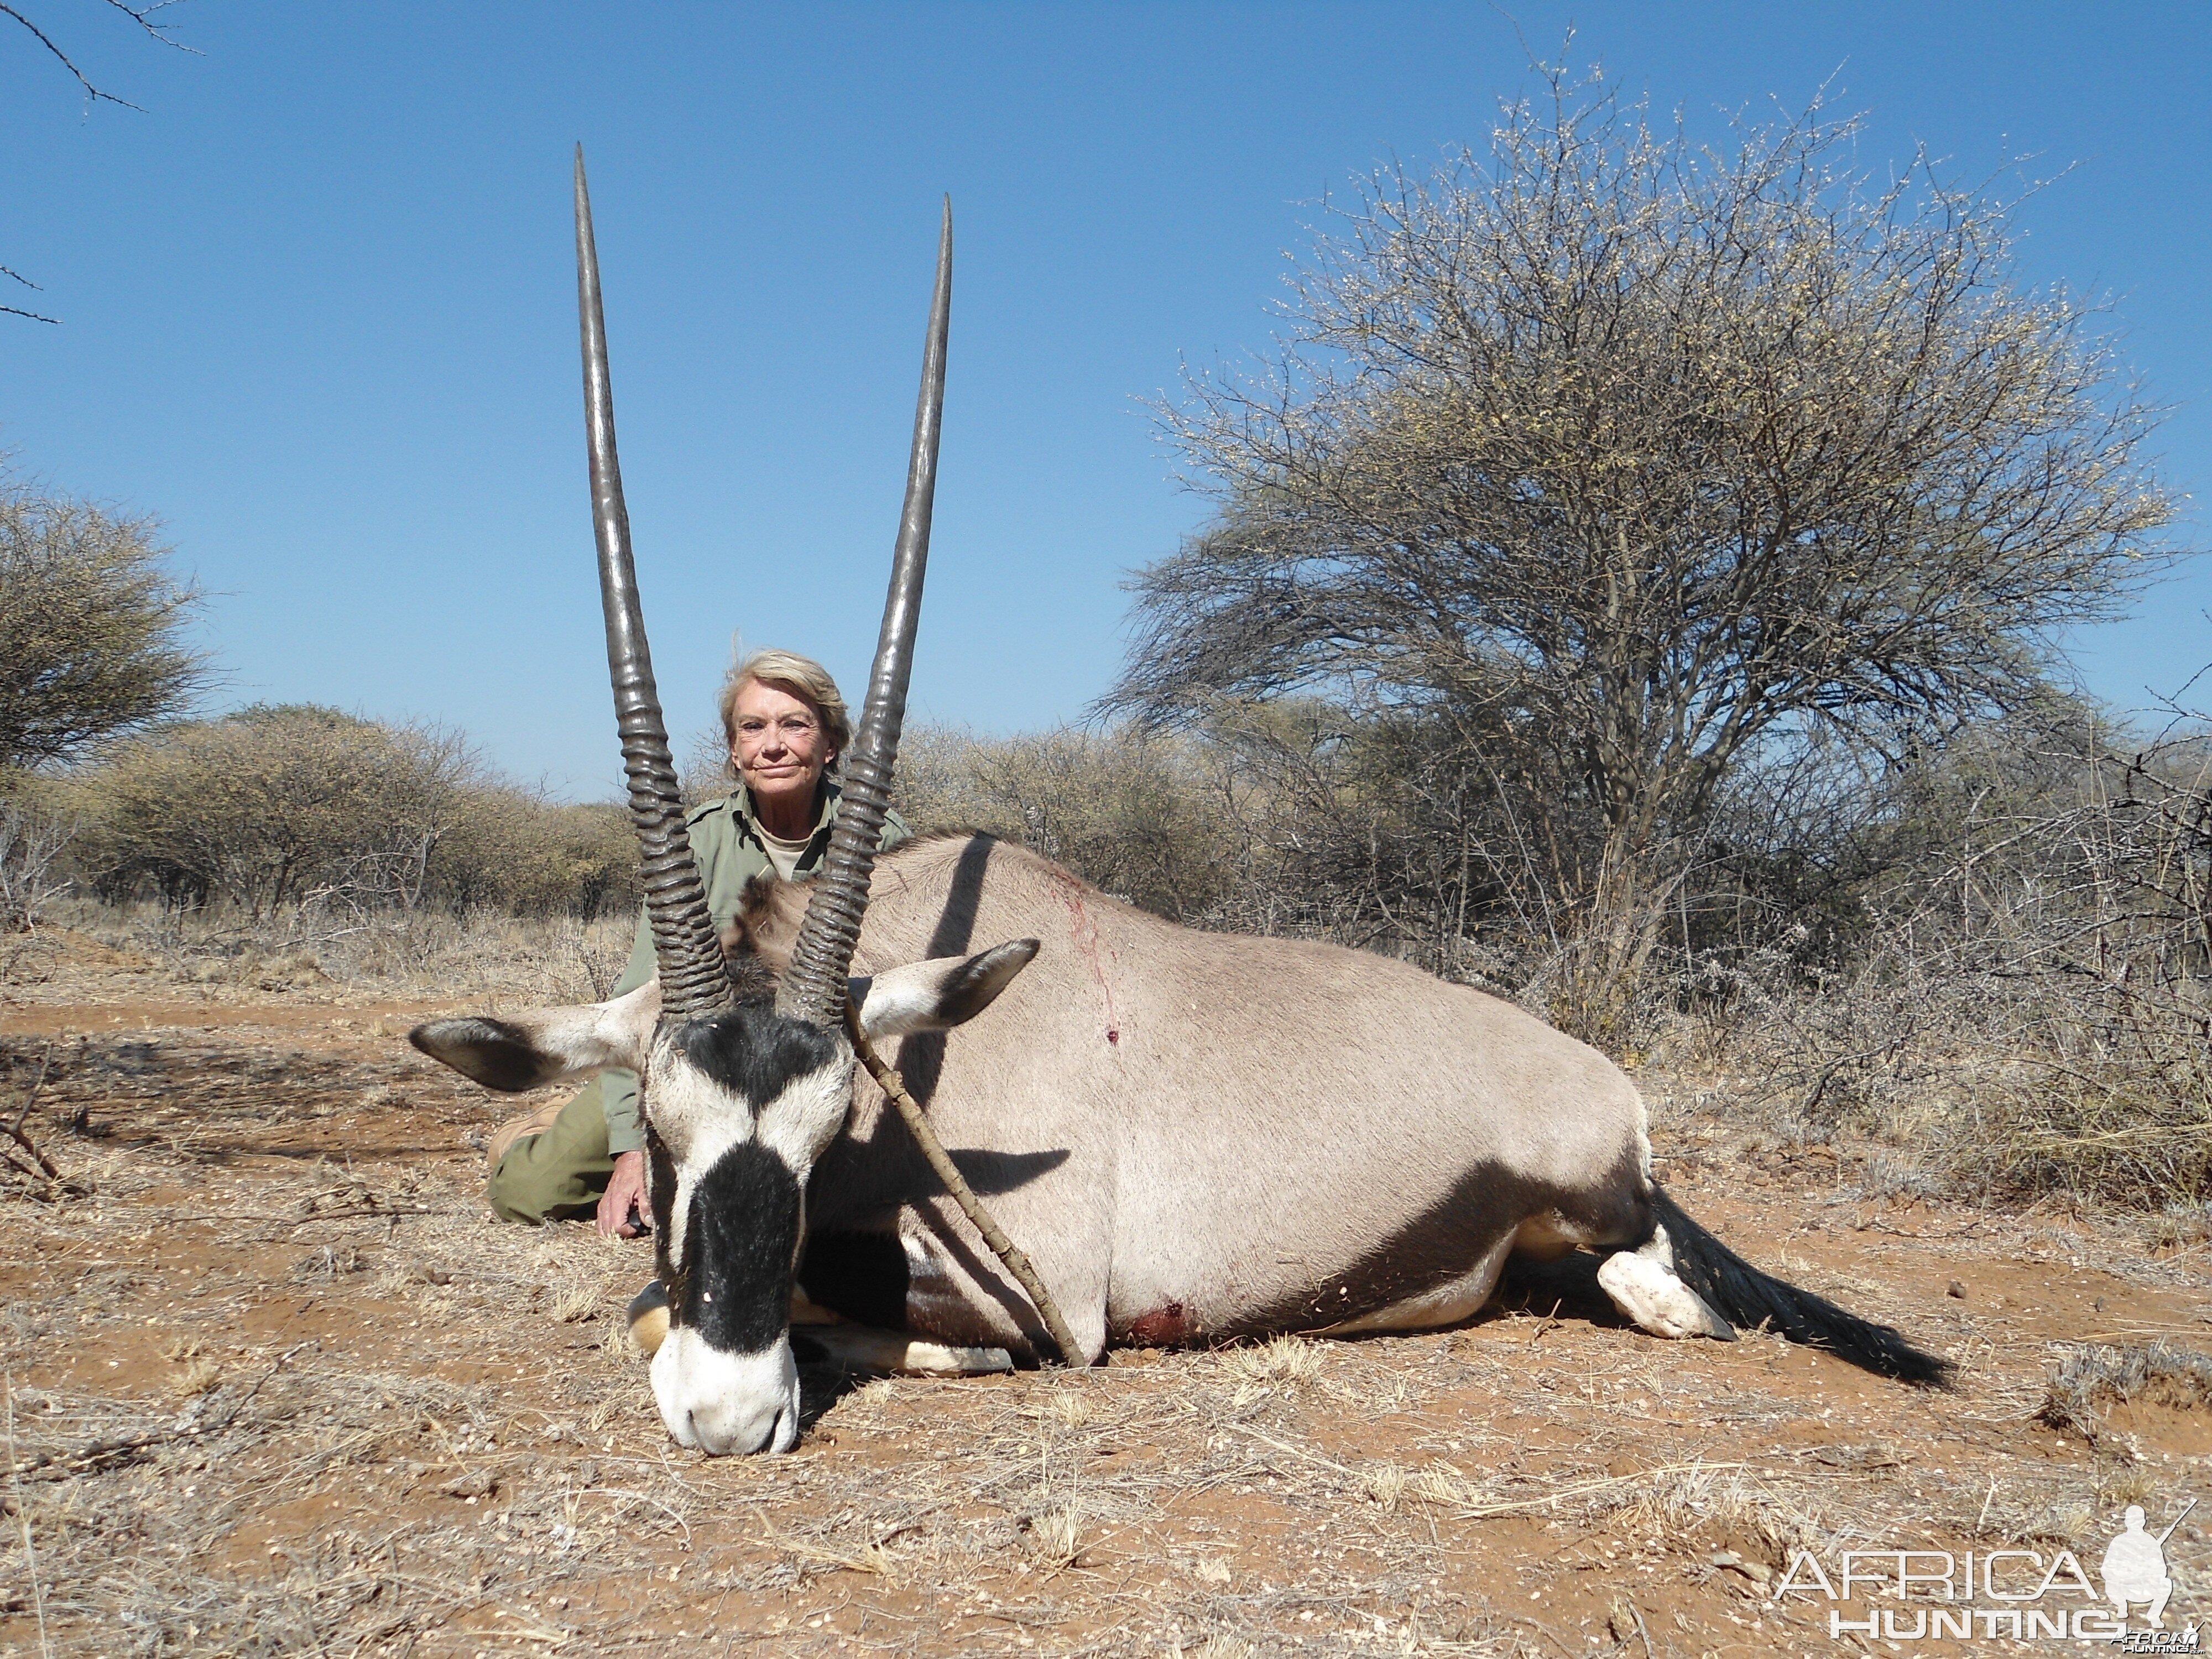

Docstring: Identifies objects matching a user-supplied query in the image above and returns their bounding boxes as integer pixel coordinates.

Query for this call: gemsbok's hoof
[627,1280,671,1358]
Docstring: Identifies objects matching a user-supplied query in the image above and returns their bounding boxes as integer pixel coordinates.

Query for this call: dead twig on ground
[2,1119,62,1183]
[6,1044,53,1136]
[0,1046,76,1197]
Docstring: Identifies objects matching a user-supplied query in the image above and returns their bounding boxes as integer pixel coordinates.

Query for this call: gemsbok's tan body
[752,831,1661,1360]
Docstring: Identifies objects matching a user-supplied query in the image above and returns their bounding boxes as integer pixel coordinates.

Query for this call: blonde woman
[484,649,912,1231]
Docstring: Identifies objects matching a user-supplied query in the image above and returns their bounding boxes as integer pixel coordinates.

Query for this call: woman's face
[728,679,831,816]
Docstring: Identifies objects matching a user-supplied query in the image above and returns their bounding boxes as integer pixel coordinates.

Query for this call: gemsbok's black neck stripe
[682,1142,804,1353]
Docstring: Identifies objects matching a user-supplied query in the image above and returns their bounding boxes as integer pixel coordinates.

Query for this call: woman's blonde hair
[718,648,852,764]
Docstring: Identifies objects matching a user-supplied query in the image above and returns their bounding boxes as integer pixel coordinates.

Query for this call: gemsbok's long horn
[776,197,952,1029]
[575,146,732,1023]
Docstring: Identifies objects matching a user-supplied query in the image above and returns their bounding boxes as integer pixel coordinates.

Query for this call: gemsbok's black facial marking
[408,1018,565,1093]
[671,1001,841,1107]
[684,1141,805,1353]
[645,1126,679,1281]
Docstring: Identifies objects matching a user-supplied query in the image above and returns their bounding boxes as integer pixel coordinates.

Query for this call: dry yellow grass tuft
[1036,1389,1094,1431]
[1025,1505,1083,1568]
[1361,1462,1409,1510]
[2041,1340,2212,1438]
[550,1279,599,1324]
[1188,1554,1233,1585]
[167,1358,222,1398]
[1220,1334,1323,1386]
[1407,1462,1480,1507]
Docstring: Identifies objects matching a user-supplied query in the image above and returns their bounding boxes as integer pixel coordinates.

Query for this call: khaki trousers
[485,1076,617,1225]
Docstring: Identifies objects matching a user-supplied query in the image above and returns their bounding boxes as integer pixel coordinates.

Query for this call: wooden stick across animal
[409,158,1952,1458]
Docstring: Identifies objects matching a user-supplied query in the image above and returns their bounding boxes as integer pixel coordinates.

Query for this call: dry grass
[1221,1335,1325,1389]
[3,1133,2199,1656]
[1024,1505,1084,1568]
[1619,722,2212,1214]
[22,895,635,1006]
[2040,1340,2212,1438]
[1361,1462,1410,1511]
[3,930,2210,1652]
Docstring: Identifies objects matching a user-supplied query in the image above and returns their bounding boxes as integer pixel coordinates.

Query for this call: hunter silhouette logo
[2104,1501,2195,1630]
[1775,1497,2199,1646]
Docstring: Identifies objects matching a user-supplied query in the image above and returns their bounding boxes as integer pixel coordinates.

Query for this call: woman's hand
[599,1148,649,1238]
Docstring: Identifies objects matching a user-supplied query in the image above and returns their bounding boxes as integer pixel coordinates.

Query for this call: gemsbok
[410,154,1950,1457]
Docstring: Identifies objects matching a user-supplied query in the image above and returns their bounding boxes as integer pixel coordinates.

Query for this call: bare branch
[4,0,200,319]
[102,0,200,54]
[0,265,59,323]
[0,2,148,109]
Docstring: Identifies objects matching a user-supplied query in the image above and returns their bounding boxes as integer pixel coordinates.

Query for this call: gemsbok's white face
[411,942,1036,1453]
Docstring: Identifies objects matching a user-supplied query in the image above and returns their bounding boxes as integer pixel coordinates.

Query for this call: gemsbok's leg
[790,1320,1014,1376]
[626,1282,1011,1374]
[788,1288,1013,1374]
[1596,1225,1735,1341]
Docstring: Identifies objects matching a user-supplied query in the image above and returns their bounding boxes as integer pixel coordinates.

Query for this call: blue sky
[5,2,2207,797]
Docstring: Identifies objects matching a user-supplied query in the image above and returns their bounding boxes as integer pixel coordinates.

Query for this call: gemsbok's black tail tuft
[1649,1187,1953,1387]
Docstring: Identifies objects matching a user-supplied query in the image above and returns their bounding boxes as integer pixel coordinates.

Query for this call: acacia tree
[0,484,207,775]
[1109,69,2182,1025]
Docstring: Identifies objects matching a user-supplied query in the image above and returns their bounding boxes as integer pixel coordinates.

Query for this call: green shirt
[600,781,913,1154]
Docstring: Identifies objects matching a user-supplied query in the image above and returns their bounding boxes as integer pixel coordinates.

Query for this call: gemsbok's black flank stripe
[671,1000,841,1110]
[684,1142,805,1354]
[1227,1149,1648,1342]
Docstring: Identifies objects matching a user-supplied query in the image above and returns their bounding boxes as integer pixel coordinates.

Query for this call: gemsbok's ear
[851,940,1040,1042]
[409,981,660,1093]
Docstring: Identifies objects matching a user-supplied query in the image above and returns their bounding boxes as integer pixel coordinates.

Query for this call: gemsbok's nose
[651,1327,801,1455]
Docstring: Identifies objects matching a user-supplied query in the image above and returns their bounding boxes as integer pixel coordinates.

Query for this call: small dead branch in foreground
[9,1342,315,1484]
[0,1046,86,1200]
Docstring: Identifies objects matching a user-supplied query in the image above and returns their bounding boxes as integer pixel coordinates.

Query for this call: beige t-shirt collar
[755,824,814,881]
